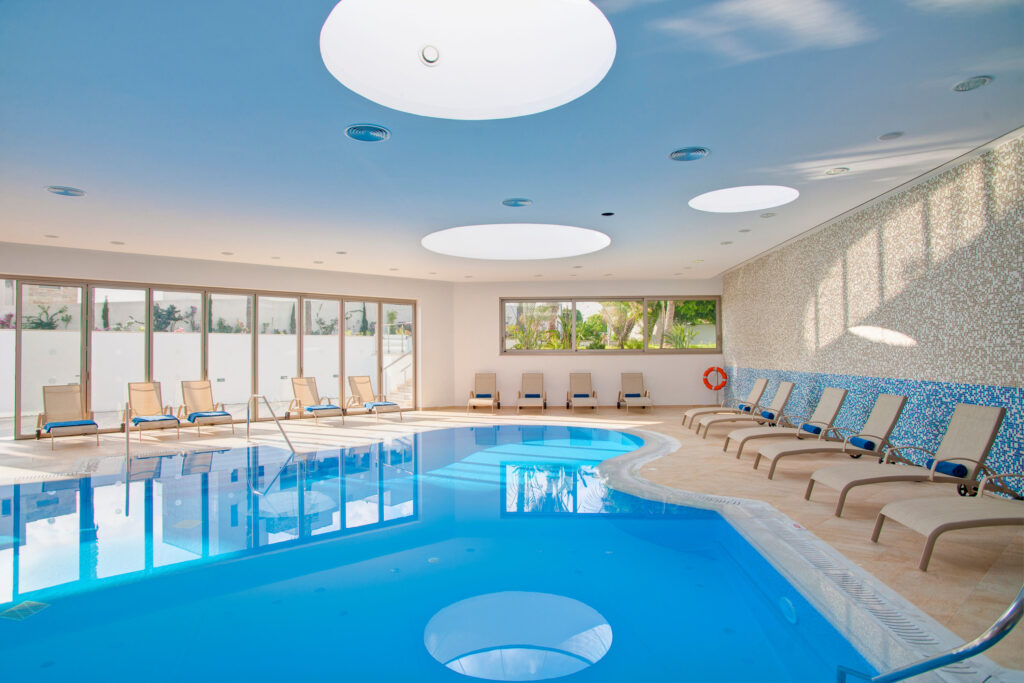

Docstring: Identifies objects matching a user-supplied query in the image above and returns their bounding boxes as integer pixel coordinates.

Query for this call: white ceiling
[1,0,1022,282]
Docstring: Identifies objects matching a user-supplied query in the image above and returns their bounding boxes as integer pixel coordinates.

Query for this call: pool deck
[1,405,1021,671]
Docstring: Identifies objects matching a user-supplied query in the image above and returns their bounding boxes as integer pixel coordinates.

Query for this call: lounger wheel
[616,401,621,409]
[848,452,862,459]
[497,402,501,409]
[957,483,979,497]
[566,401,571,409]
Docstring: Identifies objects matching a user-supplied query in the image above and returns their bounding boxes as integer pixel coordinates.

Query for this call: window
[500,296,720,354]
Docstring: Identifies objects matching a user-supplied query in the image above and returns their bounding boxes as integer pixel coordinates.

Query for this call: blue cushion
[761,410,776,419]
[849,436,876,451]
[738,403,751,412]
[524,393,541,398]
[132,415,177,426]
[573,393,591,398]
[925,458,969,478]
[624,393,642,398]
[43,419,97,433]
[306,405,341,412]
[475,393,492,398]
[800,423,822,435]
[187,411,231,422]
[365,401,398,409]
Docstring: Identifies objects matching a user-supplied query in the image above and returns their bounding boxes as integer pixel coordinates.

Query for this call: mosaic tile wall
[722,136,1023,482]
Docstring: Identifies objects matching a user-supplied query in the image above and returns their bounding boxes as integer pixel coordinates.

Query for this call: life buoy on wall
[703,366,727,391]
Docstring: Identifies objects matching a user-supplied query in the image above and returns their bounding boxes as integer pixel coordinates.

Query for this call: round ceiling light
[422,223,610,260]
[345,124,391,142]
[502,198,533,207]
[320,0,616,120]
[46,185,85,197]
[670,147,710,161]
[953,75,993,92]
[689,185,799,213]
[825,167,850,176]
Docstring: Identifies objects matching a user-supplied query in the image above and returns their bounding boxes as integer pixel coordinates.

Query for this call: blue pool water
[0,425,875,681]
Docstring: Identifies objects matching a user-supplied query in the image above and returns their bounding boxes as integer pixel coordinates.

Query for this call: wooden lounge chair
[127,382,180,441]
[567,373,598,412]
[696,381,794,438]
[347,375,402,421]
[467,373,499,414]
[752,394,907,479]
[682,378,768,429]
[289,377,344,424]
[517,373,546,412]
[805,403,1006,517]
[722,387,848,458]
[871,473,1023,571]
[617,372,653,414]
[180,379,234,435]
[36,384,98,450]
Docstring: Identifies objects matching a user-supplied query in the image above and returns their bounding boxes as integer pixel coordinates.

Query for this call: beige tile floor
[1,405,1021,669]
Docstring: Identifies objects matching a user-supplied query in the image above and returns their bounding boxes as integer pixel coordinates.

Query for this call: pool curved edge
[601,429,1011,683]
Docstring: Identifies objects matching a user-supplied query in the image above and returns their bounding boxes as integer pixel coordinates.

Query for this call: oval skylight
[422,224,610,260]
[688,185,799,213]
[320,0,616,120]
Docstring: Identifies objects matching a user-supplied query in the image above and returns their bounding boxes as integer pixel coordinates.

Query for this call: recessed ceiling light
[110,240,125,245]
[534,274,543,277]
[464,275,473,279]
[878,131,904,141]
[953,75,993,92]
[320,0,616,120]
[313,260,324,264]
[569,274,577,277]
[572,265,583,269]
[389,268,399,271]
[693,259,704,263]
[689,185,799,213]
[684,266,692,270]
[502,198,533,207]
[603,273,612,277]
[46,186,85,197]
[335,251,347,255]
[720,241,733,245]
[44,234,59,239]
[739,229,751,233]
[221,251,234,256]
[421,224,611,260]
[673,272,683,276]
[760,212,776,218]
[825,167,850,176]
[271,256,281,260]
[669,147,710,162]
[345,124,391,142]
[601,212,615,216]
[428,271,437,275]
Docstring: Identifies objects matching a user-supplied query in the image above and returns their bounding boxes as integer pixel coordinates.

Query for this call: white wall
[0,243,455,409]
[451,279,725,407]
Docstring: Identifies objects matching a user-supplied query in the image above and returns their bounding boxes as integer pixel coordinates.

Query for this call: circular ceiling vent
[345,124,391,142]
[46,186,85,197]
[669,147,710,161]
[953,75,993,92]
[502,198,533,207]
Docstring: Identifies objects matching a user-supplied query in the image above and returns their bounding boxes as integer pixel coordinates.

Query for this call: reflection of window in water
[504,464,623,515]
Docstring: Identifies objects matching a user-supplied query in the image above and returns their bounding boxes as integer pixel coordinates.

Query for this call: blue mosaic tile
[725,366,1024,493]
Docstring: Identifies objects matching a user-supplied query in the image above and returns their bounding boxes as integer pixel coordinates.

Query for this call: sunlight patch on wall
[816,259,845,348]
[847,325,917,347]
[880,199,926,301]
[845,228,881,323]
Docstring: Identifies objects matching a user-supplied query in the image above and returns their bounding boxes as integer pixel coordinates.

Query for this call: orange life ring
[703,366,727,391]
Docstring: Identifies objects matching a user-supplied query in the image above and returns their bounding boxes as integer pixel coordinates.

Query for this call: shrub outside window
[503,301,573,351]
[646,299,718,349]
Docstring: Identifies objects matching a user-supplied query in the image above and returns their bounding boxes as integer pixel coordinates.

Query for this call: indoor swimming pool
[0,425,875,681]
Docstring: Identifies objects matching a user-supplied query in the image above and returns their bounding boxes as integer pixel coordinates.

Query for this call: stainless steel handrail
[245,394,299,497]
[838,583,1024,682]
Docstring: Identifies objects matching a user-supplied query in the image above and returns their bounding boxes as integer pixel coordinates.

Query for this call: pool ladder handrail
[837,582,1023,683]
[245,394,300,497]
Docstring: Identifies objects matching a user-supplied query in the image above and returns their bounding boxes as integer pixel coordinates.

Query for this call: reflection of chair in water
[347,375,402,421]
[181,451,216,476]
[180,380,234,435]
[128,382,180,441]
[126,456,163,482]
[37,384,99,450]
[289,377,344,424]
[518,425,547,443]
[474,425,498,447]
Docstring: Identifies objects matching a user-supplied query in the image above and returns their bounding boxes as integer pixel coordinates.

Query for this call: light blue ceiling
[1,0,1022,281]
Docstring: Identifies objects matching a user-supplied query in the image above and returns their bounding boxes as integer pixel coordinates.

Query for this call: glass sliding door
[302,298,340,405]
[207,293,252,417]
[18,283,84,436]
[381,303,414,408]
[343,301,378,407]
[0,279,14,438]
[152,290,203,409]
[90,287,147,429]
[256,296,298,414]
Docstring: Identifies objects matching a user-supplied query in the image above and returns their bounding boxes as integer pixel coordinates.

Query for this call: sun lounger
[289,377,345,424]
[36,384,99,450]
[723,387,848,458]
[752,394,907,479]
[467,373,499,414]
[682,378,768,428]
[567,373,598,412]
[347,375,402,421]
[617,372,653,414]
[127,382,180,441]
[517,373,546,412]
[806,403,1006,517]
[871,472,1023,570]
[180,380,234,435]
[696,382,794,438]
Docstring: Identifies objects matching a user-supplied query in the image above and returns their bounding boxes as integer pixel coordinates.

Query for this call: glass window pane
[302,299,340,404]
[0,280,14,439]
[382,303,414,408]
[502,301,572,351]
[257,296,298,412]
[575,300,644,350]
[207,293,252,417]
[646,299,719,349]
[19,284,83,435]
[344,301,378,407]
[91,287,147,429]
[152,290,203,409]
